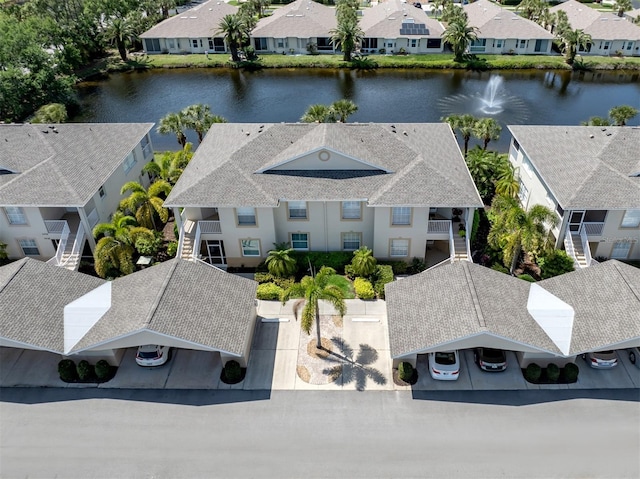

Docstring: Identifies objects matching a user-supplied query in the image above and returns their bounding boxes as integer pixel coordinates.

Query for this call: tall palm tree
[143,143,193,185]
[350,246,377,277]
[281,266,347,349]
[181,104,228,143]
[330,19,364,61]
[103,16,134,61]
[330,99,358,122]
[443,16,478,62]
[614,0,632,17]
[608,105,638,126]
[217,14,246,62]
[494,161,519,200]
[558,28,592,65]
[119,180,172,230]
[473,118,502,150]
[301,104,335,123]
[432,0,450,19]
[265,247,297,277]
[465,146,495,201]
[157,112,187,147]
[443,113,477,156]
[488,195,558,273]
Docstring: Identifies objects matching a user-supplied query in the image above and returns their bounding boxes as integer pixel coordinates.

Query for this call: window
[4,206,27,225]
[213,38,225,52]
[342,201,361,220]
[391,207,411,225]
[342,232,361,251]
[518,180,529,205]
[362,38,378,49]
[518,39,526,49]
[410,39,417,48]
[276,38,286,48]
[290,233,309,250]
[236,207,256,226]
[168,39,175,49]
[141,135,152,157]
[288,201,307,219]
[99,186,106,199]
[123,152,136,174]
[192,39,199,49]
[522,155,534,178]
[144,38,161,52]
[603,41,610,50]
[390,239,409,257]
[470,39,486,52]
[495,39,503,49]
[241,239,260,257]
[254,37,268,50]
[611,241,631,259]
[626,41,633,50]
[427,38,441,49]
[18,239,39,256]
[621,210,640,228]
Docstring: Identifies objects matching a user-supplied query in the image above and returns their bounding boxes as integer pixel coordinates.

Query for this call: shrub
[546,363,560,383]
[538,250,575,279]
[379,260,408,275]
[563,362,579,382]
[407,257,426,274]
[256,282,284,300]
[76,360,94,381]
[517,274,536,282]
[135,233,163,256]
[166,241,178,257]
[225,360,242,382]
[491,263,509,274]
[350,246,377,277]
[297,251,352,274]
[351,56,378,70]
[254,272,294,289]
[524,363,542,382]
[373,264,394,299]
[95,360,111,380]
[398,361,414,382]
[58,359,77,382]
[344,264,356,280]
[354,277,375,299]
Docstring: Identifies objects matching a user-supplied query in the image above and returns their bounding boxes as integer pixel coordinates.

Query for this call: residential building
[140,0,238,54]
[464,0,554,55]
[625,8,640,23]
[164,123,483,269]
[0,123,154,270]
[507,125,640,266]
[551,0,640,56]
[359,0,444,54]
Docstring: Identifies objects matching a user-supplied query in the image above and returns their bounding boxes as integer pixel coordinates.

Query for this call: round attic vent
[319,150,330,161]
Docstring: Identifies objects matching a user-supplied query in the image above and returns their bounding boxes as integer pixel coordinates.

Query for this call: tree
[442,2,466,23]
[181,104,228,143]
[473,118,502,150]
[608,105,638,126]
[265,246,297,277]
[350,247,377,277]
[301,104,336,123]
[143,143,194,185]
[217,14,247,62]
[281,266,347,349]
[103,15,135,61]
[119,180,172,230]
[432,0,450,18]
[465,147,512,202]
[537,250,575,279]
[557,28,592,65]
[330,19,363,62]
[443,114,477,156]
[494,161,519,199]
[613,0,632,17]
[517,0,547,21]
[581,116,611,126]
[157,112,187,147]
[31,103,67,123]
[330,99,358,122]
[443,15,478,62]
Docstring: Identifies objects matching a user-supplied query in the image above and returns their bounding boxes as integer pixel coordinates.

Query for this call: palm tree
[301,104,335,123]
[443,16,478,62]
[281,266,347,349]
[488,195,558,273]
[103,16,135,61]
[143,143,193,185]
[608,105,638,126]
[350,246,377,277]
[330,19,364,61]
[119,180,172,230]
[614,0,632,17]
[558,28,592,65]
[217,14,246,62]
[581,116,611,126]
[181,104,228,143]
[432,0,450,19]
[330,99,358,122]
[157,112,187,147]
[473,118,502,150]
[494,161,519,199]
[265,247,297,277]
[443,113,477,156]
[465,146,495,201]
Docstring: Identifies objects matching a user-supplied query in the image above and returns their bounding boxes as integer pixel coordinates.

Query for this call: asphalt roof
[464,0,553,40]
[252,0,337,38]
[164,123,483,208]
[386,260,640,358]
[508,125,640,210]
[359,0,445,39]
[0,123,153,207]
[551,0,640,40]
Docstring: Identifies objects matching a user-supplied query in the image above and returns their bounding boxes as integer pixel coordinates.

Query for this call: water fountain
[479,75,505,115]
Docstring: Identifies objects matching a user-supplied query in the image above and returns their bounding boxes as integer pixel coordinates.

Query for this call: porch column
[78,207,96,252]
[173,207,183,231]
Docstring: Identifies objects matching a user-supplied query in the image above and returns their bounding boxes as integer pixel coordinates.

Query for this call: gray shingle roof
[72,259,258,356]
[508,125,640,210]
[140,0,238,39]
[164,123,483,208]
[386,260,640,358]
[551,0,640,40]
[252,0,337,38]
[465,0,553,40]
[360,0,445,39]
[0,123,153,207]
[0,259,105,353]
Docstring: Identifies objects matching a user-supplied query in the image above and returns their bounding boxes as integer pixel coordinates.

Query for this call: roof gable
[257,146,390,173]
[527,283,574,355]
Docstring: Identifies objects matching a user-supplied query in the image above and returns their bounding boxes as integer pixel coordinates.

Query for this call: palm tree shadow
[321,337,387,391]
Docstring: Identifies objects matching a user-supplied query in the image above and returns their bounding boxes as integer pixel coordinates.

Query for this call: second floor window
[391,207,411,225]
[621,210,640,228]
[236,207,256,226]
[342,201,361,220]
[123,152,136,174]
[288,201,307,220]
[4,206,27,225]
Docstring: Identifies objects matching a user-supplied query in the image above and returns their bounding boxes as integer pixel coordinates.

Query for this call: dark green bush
[407,257,426,274]
[538,250,575,279]
[546,363,560,382]
[225,360,242,382]
[135,233,163,256]
[373,264,394,299]
[351,56,378,70]
[379,260,408,275]
[524,363,542,382]
[95,360,111,380]
[517,274,536,282]
[58,359,77,382]
[295,251,352,274]
[254,272,294,289]
[354,277,375,299]
[166,241,178,258]
[77,360,94,381]
[398,361,414,382]
[256,283,284,300]
[563,362,579,382]
[491,263,509,274]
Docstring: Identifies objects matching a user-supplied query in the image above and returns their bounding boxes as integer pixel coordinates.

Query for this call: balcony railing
[427,220,451,234]
[582,222,604,236]
[46,222,70,265]
[44,220,68,235]
[198,220,222,234]
[579,224,593,267]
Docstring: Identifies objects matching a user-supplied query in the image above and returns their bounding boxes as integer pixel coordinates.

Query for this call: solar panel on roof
[399,22,429,35]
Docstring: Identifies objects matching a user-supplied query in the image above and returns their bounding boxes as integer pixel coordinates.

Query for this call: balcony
[581,222,604,236]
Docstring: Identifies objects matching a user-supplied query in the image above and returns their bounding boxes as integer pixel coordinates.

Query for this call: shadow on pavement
[321,338,387,391]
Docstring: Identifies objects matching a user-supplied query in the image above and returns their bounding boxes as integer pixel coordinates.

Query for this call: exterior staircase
[564,233,588,269]
[452,235,469,262]
[180,220,197,261]
[59,233,81,271]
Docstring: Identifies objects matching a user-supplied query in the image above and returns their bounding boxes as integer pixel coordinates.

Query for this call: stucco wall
[372,206,429,260]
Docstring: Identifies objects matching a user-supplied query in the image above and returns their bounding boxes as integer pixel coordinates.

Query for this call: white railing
[198,220,221,234]
[176,222,186,258]
[564,229,581,269]
[448,221,455,263]
[579,225,593,267]
[465,234,472,262]
[582,222,604,236]
[193,222,202,260]
[44,220,68,235]
[427,219,451,234]
[47,222,70,265]
[60,223,85,268]
[87,208,99,228]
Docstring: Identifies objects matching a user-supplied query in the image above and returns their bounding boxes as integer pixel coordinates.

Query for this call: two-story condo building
[164,123,483,269]
[0,123,154,270]
[507,125,640,266]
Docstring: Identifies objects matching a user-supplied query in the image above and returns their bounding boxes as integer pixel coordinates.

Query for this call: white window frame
[518,179,529,205]
[18,239,39,256]
[123,152,137,174]
[241,239,261,257]
[621,210,640,228]
[341,201,361,220]
[4,206,27,225]
[391,207,411,226]
[342,232,361,251]
[611,241,631,259]
[288,201,307,220]
[522,155,534,178]
[141,134,152,158]
[390,239,409,257]
[236,207,257,226]
[290,232,309,251]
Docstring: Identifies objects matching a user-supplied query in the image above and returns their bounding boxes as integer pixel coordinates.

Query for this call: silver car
[428,351,460,381]
[583,350,618,369]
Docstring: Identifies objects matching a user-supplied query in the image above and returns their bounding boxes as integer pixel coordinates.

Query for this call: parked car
[582,350,618,369]
[628,347,640,369]
[428,351,460,380]
[474,348,507,372]
[135,345,171,367]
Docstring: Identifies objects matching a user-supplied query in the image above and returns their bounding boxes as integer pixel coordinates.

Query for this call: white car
[583,350,617,369]
[135,345,171,367]
[428,351,460,381]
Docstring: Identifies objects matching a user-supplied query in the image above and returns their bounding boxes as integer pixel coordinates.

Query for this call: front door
[205,240,226,266]
[568,210,585,233]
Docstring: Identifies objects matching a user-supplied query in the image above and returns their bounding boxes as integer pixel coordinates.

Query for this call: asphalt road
[1,388,638,479]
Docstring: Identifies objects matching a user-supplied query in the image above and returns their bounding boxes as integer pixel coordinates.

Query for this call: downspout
[324,201,328,252]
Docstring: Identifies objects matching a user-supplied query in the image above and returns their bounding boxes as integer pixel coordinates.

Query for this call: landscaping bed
[521,363,579,385]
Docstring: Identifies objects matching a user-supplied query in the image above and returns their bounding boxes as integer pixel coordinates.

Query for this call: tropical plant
[608,105,638,126]
[443,114,477,156]
[265,246,297,277]
[613,0,632,17]
[143,143,194,185]
[354,277,376,299]
[217,14,247,62]
[442,14,477,62]
[31,103,67,123]
[473,118,501,150]
[181,103,228,143]
[431,0,450,18]
[103,15,135,61]
[517,0,547,21]
[119,180,172,230]
[537,249,574,279]
[581,116,611,126]
[281,266,347,349]
[157,111,187,147]
[330,99,358,123]
[350,246,377,277]
[301,104,335,123]
[442,2,466,23]
[494,160,519,199]
[330,18,363,62]
[557,27,592,65]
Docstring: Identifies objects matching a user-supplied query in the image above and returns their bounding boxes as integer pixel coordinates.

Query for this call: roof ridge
[0,258,28,295]
[463,262,487,328]
[142,259,180,328]
[612,261,640,304]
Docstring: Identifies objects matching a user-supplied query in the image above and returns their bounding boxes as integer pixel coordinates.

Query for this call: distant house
[551,0,640,56]
[0,123,154,270]
[140,0,238,54]
[464,0,554,55]
[507,125,640,266]
[251,0,337,54]
[625,8,640,23]
[359,0,444,54]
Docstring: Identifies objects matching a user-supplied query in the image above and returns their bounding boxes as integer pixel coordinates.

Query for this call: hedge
[563,362,579,382]
[77,360,94,381]
[546,363,560,382]
[256,282,284,300]
[524,363,542,382]
[354,277,375,299]
[95,360,111,380]
[58,359,77,382]
[254,272,295,289]
[398,362,414,382]
[373,264,394,299]
[224,360,242,382]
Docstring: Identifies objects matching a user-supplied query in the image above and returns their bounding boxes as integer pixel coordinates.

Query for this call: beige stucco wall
[0,206,57,260]
[372,206,429,260]
[591,209,640,260]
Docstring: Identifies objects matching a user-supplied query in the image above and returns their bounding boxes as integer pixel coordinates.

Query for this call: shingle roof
[551,0,640,40]
[71,259,258,356]
[164,123,483,208]
[0,123,153,207]
[360,0,444,39]
[252,0,336,38]
[386,260,640,358]
[626,8,640,20]
[140,0,238,39]
[508,125,640,210]
[0,259,105,353]
[464,0,553,40]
